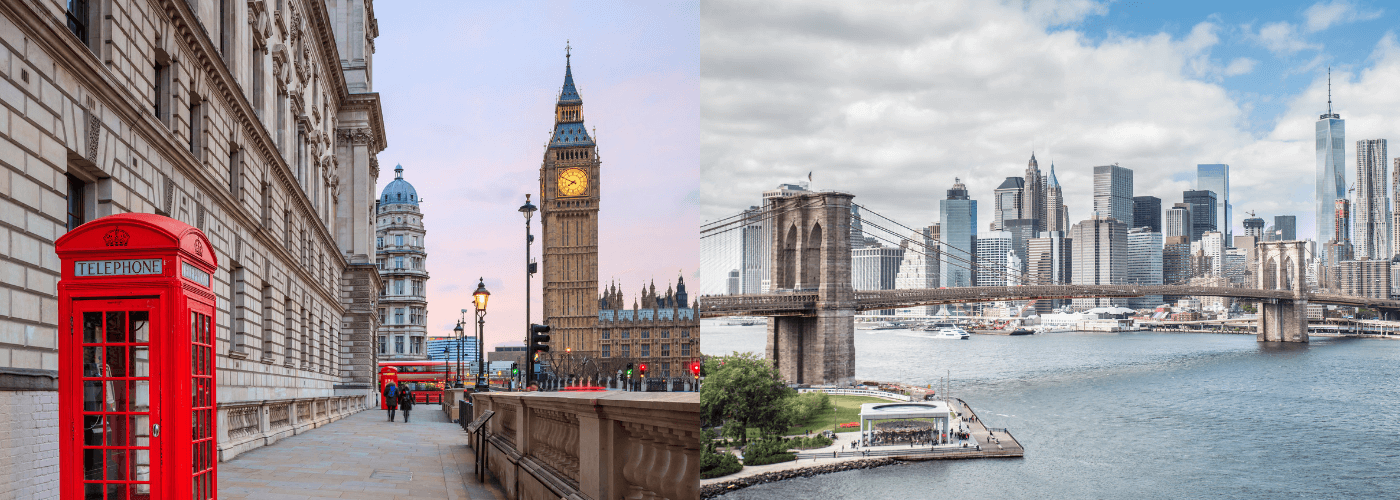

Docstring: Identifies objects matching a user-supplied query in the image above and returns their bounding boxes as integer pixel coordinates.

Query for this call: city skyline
[702,0,1400,252]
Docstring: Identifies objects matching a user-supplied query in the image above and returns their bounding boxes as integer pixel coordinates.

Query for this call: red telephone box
[56,213,219,500]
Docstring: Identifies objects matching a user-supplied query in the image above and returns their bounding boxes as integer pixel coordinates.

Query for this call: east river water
[701,320,1400,498]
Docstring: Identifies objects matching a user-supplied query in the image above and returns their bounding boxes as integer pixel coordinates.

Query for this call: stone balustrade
[216,395,371,461]
[472,391,699,500]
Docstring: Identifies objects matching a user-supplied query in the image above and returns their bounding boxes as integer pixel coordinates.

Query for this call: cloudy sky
[375,1,698,347]
[701,0,1399,251]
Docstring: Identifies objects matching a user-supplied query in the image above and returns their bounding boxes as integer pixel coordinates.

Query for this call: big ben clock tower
[540,45,600,356]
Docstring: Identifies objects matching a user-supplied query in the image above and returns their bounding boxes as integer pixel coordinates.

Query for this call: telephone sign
[57,213,219,500]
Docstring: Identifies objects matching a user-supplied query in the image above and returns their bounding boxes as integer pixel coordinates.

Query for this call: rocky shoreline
[700,458,907,498]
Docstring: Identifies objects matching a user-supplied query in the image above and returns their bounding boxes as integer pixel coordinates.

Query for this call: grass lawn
[787,395,891,435]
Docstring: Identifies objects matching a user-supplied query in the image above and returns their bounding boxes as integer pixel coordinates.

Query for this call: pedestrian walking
[399,386,415,422]
[383,383,400,422]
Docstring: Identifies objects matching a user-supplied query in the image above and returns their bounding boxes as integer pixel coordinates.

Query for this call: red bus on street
[378,361,512,405]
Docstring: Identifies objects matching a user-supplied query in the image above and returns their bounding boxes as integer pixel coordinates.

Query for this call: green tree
[700,352,794,445]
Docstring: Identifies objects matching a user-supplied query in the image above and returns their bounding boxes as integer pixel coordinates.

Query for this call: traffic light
[626,363,634,377]
[511,362,519,376]
[690,360,701,378]
[529,324,551,358]
[525,323,552,387]
[639,363,648,377]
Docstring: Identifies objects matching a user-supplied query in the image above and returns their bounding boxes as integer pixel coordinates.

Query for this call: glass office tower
[1317,106,1345,256]
[1197,164,1230,244]
[940,178,978,287]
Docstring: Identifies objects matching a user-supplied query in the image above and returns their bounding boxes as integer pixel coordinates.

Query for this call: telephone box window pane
[105,345,127,378]
[83,440,103,479]
[83,347,103,378]
[130,311,149,342]
[84,482,102,500]
[132,347,149,377]
[106,448,128,480]
[106,311,126,343]
[131,380,149,411]
[83,312,102,343]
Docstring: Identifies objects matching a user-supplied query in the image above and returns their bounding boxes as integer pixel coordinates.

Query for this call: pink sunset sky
[372,2,699,349]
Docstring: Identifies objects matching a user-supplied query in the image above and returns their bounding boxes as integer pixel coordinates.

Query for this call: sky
[373,1,699,348]
[700,0,1400,258]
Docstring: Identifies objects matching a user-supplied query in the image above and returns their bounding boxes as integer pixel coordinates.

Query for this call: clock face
[558,167,589,197]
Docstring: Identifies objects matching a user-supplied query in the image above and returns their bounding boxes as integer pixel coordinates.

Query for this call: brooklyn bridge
[700,192,1400,385]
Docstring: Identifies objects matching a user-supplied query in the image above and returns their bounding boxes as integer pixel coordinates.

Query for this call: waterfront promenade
[218,408,505,499]
[702,397,1022,487]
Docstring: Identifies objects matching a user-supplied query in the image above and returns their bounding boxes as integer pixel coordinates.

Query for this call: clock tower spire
[540,45,601,357]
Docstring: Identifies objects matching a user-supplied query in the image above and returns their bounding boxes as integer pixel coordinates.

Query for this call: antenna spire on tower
[1328,66,1332,116]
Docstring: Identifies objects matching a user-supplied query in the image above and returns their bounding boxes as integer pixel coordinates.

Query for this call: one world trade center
[1317,70,1345,257]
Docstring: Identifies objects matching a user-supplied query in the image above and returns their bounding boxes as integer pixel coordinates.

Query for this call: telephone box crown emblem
[103,227,130,247]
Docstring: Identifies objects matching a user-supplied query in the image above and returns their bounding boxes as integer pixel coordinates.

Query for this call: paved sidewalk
[218,406,506,500]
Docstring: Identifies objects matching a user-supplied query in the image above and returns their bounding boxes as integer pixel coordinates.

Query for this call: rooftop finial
[566,39,571,64]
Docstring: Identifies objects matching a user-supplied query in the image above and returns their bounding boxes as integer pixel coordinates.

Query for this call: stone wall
[472,391,700,500]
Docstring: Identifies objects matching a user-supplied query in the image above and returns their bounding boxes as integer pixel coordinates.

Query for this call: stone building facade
[596,277,698,389]
[375,164,428,360]
[0,0,386,492]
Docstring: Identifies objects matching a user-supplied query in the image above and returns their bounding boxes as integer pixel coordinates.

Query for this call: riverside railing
[470,390,700,500]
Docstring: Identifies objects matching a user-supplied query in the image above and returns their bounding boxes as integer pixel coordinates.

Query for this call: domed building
[376,165,430,360]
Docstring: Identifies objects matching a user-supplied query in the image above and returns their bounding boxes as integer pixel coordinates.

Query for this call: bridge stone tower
[766,192,856,385]
[1256,241,1309,342]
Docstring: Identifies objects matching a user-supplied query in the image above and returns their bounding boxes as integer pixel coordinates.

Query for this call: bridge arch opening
[781,224,798,290]
[1263,257,1278,290]
[1282,256,1295,291]
[801,223,822,290]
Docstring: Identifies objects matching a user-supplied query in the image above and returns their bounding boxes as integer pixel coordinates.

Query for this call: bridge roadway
[699,285,1400,318]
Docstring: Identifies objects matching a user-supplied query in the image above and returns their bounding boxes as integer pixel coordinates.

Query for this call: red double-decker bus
[379,361,450,405]
[377,361,513,405]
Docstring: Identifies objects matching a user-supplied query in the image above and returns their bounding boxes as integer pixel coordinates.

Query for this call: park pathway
[218,405,505,500]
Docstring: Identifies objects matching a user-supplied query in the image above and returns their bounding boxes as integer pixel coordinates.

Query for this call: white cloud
[1251,21,1321,55]
[702,0,1400,251]
[1223,57,1258,76]
[1303,0,1383,32]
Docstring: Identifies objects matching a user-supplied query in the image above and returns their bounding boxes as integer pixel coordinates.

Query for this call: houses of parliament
[539,49,697,385]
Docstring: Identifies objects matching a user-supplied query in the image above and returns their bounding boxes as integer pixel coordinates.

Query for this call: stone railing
[217,395,370,461]
[472,391,699,500]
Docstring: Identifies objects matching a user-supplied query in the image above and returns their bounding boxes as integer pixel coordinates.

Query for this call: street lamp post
[473,278,491,392]
[519,195,537,388]
[452,315,465,388]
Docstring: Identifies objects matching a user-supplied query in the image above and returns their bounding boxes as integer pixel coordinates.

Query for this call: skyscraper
[854,244,906,316]
[1183,190,1217,242]
[895,225,940,317]
[1393,157,1400,256]
[1197,164,1231,242]
[1317,69,1345,254]
[1166,203,1193,239]
[1126,227,1164,309]
[976,231,1014,287]
[1093,164,1134,223]
[1028,231,1072,313]
[993,176,1025,231]
[1070,215,1128,308]
[740,206,765,294]
[1132,196,1162,232]
[1022,153,1047,232]
[851,204,867,252]
[1243,214,1265,237]
[1274,215,1297,241]
[940,178,978,287]
[1046,163,1070,232]
[1355,139,1390,259]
